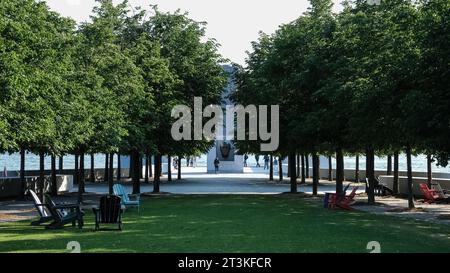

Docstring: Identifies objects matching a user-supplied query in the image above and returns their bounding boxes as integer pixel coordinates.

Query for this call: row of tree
[0,0,227,200]
[233,0,450,208]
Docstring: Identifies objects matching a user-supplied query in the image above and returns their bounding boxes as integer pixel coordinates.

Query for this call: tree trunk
[132,150,140,194]
[365,152,369,193]
[158,156,163,177]
[269,155,273,181]
[108,153,113,184]
[177,156,181,180]
[355,155,359,182]
[74,154,79,186]
[287,156,290,178]
[312,154,319,195]
[104,154,109,183]
[301,154,306,184]
[366,148,375,204]
[289,154,297,193]
[106,153,113,193]
[75,153,81,203]
[296,154,300,178]
[406,145,415,209]
[168,156,172,181]
[427,154,432,188]
[336,148,344,194]
[79,153,85,193]
[107,154,113,194]
[279,157,283,181]
[328,156,332,181]
[117,154,121,181]
[50,155,57,196]
[129,151,133,179]
[140,156,143,179]
[153,154,161,193]
[59,156,63,174]
[305,154,309,178]
[20,148,25,199]
[145,153,149,183]
[39,152,45,201]
[90,154,95,183]
[387,155,392,175]
[393,151,399,195]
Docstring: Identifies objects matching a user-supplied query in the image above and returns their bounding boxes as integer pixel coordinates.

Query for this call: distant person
[244,154,248,167]
[214,157,220,174]
[173,157,178,170]
[264,155,269,170]
[255,154,261,167]
[273,157,278,172]
[186,157,190,167]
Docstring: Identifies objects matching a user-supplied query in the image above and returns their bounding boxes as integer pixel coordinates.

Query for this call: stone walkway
[0,200,37,223]
[72,167,366,195]
[354,195,450,225]
[2,167,450,225]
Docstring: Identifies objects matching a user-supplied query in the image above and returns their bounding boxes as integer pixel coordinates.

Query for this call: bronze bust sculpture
[220,141,231,158]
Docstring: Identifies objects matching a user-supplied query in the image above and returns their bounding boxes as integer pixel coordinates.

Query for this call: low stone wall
[316,168,450,182]
[1,168,130,182]
[378,175,450,196]
[0,175,73,199]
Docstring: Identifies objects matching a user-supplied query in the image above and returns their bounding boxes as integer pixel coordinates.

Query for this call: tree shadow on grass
[1,195,450,253]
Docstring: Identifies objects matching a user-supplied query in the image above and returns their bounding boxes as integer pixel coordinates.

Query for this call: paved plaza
[74,167,358,195]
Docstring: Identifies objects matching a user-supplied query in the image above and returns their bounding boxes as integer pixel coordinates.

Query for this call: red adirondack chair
[328,186,359,210]
[419,183,450,204]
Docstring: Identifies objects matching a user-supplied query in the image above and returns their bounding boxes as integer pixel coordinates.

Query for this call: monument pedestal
[207,142,243,173]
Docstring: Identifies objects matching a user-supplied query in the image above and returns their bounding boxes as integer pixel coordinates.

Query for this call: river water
[1,152,450,173]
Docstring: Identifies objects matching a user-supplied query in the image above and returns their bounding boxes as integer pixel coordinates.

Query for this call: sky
[45,0,343,65]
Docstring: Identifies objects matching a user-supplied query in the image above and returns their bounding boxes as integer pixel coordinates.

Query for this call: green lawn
[1,194,450,253]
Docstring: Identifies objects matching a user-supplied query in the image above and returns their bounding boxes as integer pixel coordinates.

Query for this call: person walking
[255,154,261,167]
[244,154,248,167]
[274,157,278,172]
[173,157,178,170]
[214,157,220,174]
[264,155,269,170]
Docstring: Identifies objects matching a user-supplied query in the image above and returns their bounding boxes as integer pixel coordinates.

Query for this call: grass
[1,194,450,253]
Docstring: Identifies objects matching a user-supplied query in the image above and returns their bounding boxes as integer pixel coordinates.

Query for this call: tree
[0,0,77,199]
[78,0,144,195]
[145,8,226,192]
[333,0,420,205]
[413,0,450,167]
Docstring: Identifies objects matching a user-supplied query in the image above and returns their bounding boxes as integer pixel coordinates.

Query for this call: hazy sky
[45,0,343,65]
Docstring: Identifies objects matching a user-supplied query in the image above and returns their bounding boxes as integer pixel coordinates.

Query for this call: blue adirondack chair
[113,184,141,212]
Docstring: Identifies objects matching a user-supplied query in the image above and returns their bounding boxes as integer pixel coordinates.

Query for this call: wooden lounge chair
[419,183,450,204]
[328,185,359,210]
[93,195,123,231]
[29,190,84,229]
[44,194,84,229]
[113,184,140,212]
[365,177,393,196]
[29,190,53,226]
[431,182,450,199]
